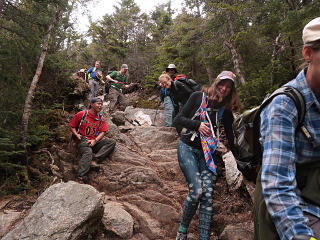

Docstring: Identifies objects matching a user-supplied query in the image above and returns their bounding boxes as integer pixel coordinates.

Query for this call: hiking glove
[293,235,317,240]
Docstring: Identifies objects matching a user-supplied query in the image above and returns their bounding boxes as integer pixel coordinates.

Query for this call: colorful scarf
[199,95,224,175]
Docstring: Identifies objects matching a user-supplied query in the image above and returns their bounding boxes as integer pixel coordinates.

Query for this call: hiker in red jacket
[69,97,116,183]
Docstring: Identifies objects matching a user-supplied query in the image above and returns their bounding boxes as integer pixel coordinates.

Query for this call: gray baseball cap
[90,97,103,103]
[217,71,236,82]
[121,64,128,70]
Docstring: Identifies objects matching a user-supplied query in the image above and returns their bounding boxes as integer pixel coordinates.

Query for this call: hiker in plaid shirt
[254,18,320,240]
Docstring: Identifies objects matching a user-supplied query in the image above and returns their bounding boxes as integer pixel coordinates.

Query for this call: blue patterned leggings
[177,140,217,240]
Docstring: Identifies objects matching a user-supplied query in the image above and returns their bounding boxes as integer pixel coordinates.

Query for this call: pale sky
[72,0,185,34]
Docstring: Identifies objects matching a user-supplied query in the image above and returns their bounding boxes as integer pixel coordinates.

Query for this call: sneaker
[90,161,101,171]
[76,176,88,184]
[176,232,187,240]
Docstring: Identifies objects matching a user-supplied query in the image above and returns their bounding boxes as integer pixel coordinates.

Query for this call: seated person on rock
[69,97,116,183]
[105,64,135,111]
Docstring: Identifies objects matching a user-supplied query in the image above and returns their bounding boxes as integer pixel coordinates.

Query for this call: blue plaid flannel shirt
[260,69,320,240]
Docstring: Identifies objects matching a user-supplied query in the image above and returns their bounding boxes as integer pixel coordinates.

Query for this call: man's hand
[75,133,82,140]
[292,235,317,240]
[198,122,212,137]
[87,139,97,147]
[293,235,317,240]
[106,76,118,83]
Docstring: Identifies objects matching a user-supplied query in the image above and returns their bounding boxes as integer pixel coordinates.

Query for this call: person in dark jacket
[173,71,240,240]
[159,64,178,126]
[159,71,194,115]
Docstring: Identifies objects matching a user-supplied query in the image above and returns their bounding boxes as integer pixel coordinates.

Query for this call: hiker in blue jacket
[88,61,104,99]
[173,71,240,240]
[254,17,320,240]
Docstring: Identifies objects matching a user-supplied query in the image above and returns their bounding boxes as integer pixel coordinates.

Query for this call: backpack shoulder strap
[77,110,88,133]
[257,86,305,126]
[191,92,205,120]
[252,86,306,162]
[98,113,103,123]
[96,113,104,136]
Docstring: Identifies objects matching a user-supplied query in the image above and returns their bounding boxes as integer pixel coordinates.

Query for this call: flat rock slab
[102,201,134,239]
[124,107,165,127]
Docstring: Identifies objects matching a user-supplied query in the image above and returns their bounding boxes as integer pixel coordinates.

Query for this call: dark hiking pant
[77,137,116,178]
[89,79,99,99]
[177,140,217,240]
[106,88,128,112]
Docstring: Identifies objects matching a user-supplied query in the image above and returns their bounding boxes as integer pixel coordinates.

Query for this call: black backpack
[175,76,202,92]
[233,86,307,182]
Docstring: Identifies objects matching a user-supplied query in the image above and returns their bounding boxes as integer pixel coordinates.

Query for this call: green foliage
[0,0,86,196]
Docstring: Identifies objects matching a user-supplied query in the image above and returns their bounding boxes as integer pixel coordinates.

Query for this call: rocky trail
[0,89,254,240]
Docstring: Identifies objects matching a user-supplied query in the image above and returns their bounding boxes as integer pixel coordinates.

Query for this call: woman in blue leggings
[173,71,240,240]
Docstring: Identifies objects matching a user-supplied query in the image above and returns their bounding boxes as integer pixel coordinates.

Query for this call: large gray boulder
[0,210,22,238]
[3,181,104,240]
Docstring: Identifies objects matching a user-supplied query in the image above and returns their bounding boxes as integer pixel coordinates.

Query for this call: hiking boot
[76,176,88,184]
[90,161,101,171]
[176,232,187,240]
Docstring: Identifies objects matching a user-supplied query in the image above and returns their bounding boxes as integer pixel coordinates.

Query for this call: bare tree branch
[21,8,63,154]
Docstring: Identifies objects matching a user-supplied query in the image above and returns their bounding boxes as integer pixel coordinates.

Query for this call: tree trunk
[206,66,215,83]
[224,40,246,85]
[0,0,4,13]
[21,9,63,153]
[270,33,283,85]
[289,37,296,76]
[225,11,246,85]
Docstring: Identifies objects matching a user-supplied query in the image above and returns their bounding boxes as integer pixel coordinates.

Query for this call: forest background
[0,0,319,195]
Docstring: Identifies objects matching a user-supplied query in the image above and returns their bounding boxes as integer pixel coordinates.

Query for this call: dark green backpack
[233,86,306,182]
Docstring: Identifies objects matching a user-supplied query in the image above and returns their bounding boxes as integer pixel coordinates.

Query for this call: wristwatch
[293,235,317,240]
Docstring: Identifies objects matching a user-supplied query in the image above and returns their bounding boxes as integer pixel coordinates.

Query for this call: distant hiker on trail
[173,71,240,240]
[105,64,135,111]
[158,63,178,127]
[74,68,87,80]
[69,97,116,183]
[254,17,320,240]
[88,61,104,99]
